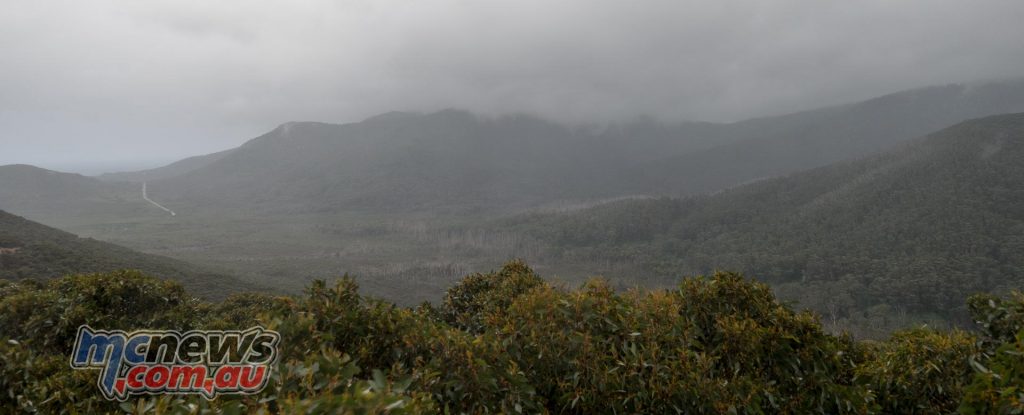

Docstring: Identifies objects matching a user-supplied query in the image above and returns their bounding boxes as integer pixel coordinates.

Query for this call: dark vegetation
[4,110,1024,341]
[2,262,1022,413]
[125,80,1024,213]
[5,79,1024,219]
[1,82,1023,334]
[635,80,1024,196]
[1,86,1023,414]
[0,210,248,298]
[507,113,1024,337]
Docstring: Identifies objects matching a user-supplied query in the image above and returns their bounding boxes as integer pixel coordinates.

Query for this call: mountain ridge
[125,79,1024,213]
[508,112,1024,332]
[5,78,1024,220]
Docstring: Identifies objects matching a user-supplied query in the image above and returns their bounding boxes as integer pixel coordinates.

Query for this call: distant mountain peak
[26,78,1024,216]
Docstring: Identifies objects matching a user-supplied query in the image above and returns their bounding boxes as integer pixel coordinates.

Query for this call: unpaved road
[142,182,176,216]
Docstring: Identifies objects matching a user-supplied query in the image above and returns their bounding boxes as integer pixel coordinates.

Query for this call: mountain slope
[146,111,676,213]
[0,164,129,208]
[0,164,167,225]
[0,210,252,298]
[5,79,1024,222]
[511,112,1024,329]
[635,80,1024,195]
[95,148,235,182]
[134,79,1024,214]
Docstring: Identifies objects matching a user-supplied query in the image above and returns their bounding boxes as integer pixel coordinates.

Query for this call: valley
[7,3,1024,411]
[4,80,1024,337]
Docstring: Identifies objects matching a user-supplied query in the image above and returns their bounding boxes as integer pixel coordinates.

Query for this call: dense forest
[3,86,1024,342]
[6,1,1024,412]
[136,80,1024,214]
[1,262,1022,413]
[502,113,1024,337]
[6,80,1024,221]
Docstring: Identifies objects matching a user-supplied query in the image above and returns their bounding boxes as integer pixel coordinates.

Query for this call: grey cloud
[2,0,1024,172]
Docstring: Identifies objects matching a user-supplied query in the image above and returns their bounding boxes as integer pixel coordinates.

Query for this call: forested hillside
[635,80,1024,195]
[68,78,1024,216]
[2,263,1022,413]
[144,111,644,213]
[509,113,1024,335]
[3,83,1024,335]
[4,80,1024,221]
[0,210,249,298]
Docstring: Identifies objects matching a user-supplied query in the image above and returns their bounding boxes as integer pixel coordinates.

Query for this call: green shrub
[4,264,1024,413]
[0,339,121,413]
[268,275,544,413]
[0,270,201,354]
[494,273,873,413]
[857,328,978,414]
[960,291,1024,414]
[441,259,545,333]
[967,291,1024,344]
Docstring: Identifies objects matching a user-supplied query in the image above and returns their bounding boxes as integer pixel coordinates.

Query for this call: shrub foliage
[1,262,1022,413]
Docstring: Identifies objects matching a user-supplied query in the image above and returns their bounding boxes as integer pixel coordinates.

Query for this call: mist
[3,0,1024,172]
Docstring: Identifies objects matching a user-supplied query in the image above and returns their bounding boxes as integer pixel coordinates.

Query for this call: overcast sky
[3,0,1024,173]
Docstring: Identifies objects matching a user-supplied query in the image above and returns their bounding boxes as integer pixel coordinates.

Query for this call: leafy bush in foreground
[495,273,872,413]
[440,259,544,333]
[857,328,977,414]
[959,292,1024,414]
[1,262,1022,413]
